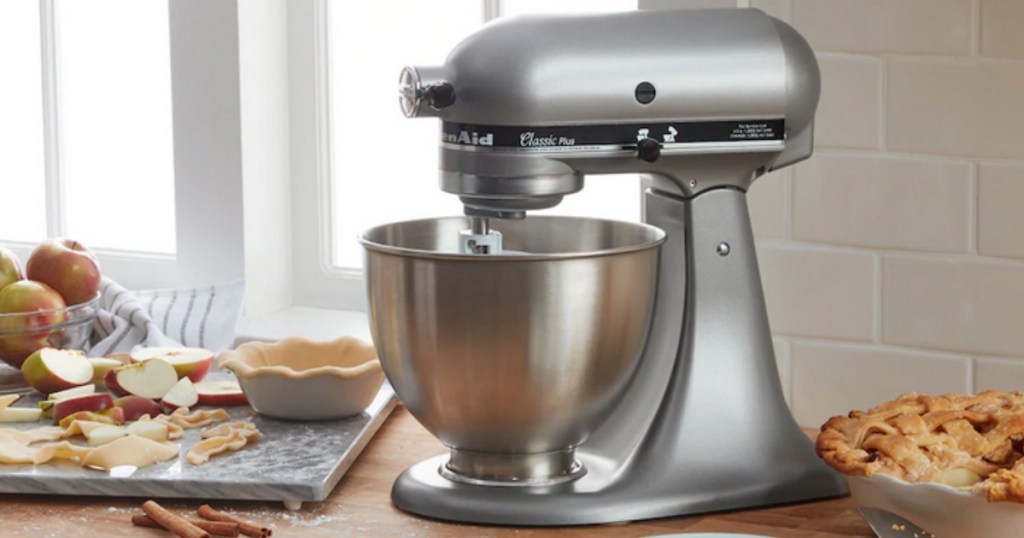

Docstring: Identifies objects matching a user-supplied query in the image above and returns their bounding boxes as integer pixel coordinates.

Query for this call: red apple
[20,348,93,395]
[130,347,215,383]
[195,380,249,407]
[51,392,114,423]
[25,238,101,306]
[0,245,23,290]
[114,395,165,421]
[111,359,178,400]
[0,281,67,368]
[160,377,198,410]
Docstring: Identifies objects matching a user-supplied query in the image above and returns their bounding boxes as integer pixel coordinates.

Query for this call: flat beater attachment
[458,217,503,254]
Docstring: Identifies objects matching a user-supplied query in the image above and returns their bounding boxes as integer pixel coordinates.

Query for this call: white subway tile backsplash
[790,0,972,55]
[974,356,1024,393]
[758,246,876,341]
[882,256,1024,357]
[980,0,1024,60]
[887,59,1024,160]
[749,0,789,22]
[792,154,972,252]
[790,340,970,428]
[815,55,881,150]
[708,2,1024,412]
[978,163,1024,259]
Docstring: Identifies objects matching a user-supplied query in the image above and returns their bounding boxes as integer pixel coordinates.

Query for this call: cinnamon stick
[132,514,240,536]
[197,504,272,538]
[141,500,211,538]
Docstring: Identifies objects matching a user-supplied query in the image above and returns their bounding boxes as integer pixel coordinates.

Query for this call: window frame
[286,0,506,312]
[4,0,248,292]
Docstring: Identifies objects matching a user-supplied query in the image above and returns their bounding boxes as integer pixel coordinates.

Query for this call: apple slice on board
[40,384,97,418]
[114,395,165,421]
[0,407,44,423]
[195,380,249,407]
[125,420,170,442]
[111,359,178,400]
[84,425,128,447]
[160,377,199,410]
[130,347,214,383]
[58,410,118,429]
[88,358,122,388]
[20,348,94,395]
[48,383,96,401]
[51,393,114,423]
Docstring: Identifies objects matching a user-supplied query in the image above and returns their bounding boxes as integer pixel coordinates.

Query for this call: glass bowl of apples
[0,293,100,389]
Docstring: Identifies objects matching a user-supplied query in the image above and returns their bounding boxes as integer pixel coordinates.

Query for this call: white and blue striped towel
[86,277,245,356]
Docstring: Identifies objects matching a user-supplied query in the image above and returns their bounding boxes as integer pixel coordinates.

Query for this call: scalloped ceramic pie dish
[848,473,1024,538]
[218,336,385,421]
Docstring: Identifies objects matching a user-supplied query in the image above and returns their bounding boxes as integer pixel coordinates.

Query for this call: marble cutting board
[0,372,398,509]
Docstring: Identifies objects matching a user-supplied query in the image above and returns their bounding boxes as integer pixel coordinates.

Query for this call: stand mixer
[360,7,847,525]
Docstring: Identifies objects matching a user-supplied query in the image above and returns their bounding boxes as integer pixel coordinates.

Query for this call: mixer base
[392,448,845,526]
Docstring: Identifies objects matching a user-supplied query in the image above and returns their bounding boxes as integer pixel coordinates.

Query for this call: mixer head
[399,8,819,223]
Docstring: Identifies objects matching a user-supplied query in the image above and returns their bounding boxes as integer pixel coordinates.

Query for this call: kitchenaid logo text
[443,130,493,146]
[520,132,576,147]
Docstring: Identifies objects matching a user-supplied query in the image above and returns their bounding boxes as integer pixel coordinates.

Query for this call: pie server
[859,507,935,538]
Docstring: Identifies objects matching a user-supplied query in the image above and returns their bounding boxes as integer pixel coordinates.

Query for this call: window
[0,1,245,292]
[326,0,640,270]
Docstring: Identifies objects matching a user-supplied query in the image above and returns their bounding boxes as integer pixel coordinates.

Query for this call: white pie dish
[218,336,385,421]
[847,473,1024,538]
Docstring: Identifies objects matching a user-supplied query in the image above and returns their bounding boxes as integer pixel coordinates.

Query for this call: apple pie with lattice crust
[816,390,1024,503]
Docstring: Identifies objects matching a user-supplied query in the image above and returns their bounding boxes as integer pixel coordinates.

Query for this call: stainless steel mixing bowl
[361,216,665,484]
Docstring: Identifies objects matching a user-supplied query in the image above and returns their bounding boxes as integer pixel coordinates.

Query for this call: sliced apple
[103,368,127,397]
[131,347,214,383]
[20,348,94,395]
[112,359,178,400]
[58,410,118,429]
[52,392,114,423]
[0,407,43,423]
[100,406,125,425]
[89,358,122,388]
[125,420,170,442]
[48,383,96,401]
[84,424,127,446]
[195,380,249,407]
[114,395,165,421]
[160,377,198,410]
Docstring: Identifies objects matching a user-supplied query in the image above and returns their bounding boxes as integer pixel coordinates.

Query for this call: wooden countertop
[0,406,872,537]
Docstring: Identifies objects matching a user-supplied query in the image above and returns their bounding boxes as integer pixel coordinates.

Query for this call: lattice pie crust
[816,391,1024,503]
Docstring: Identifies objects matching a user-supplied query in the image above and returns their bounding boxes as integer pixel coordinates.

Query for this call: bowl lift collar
[394,8,847,525]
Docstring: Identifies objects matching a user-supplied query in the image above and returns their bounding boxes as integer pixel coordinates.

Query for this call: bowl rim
[0,293,100,334]
[359,215,667,261]
[219,335,382,380]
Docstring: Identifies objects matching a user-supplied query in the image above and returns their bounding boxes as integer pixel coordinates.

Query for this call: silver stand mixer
[360,8,846,525]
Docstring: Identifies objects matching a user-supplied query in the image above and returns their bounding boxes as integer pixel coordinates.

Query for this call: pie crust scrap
[816,390,1024,503]
[186,421,262,465]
